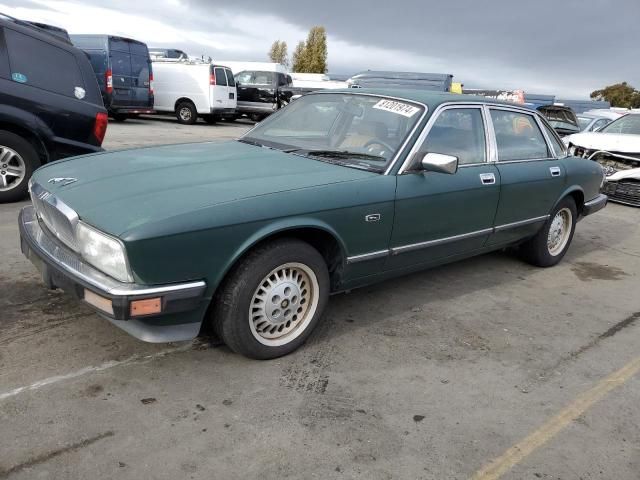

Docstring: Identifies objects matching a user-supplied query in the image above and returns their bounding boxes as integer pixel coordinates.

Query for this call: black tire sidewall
[176,102,198,125]
[0,131,39,203]
[523,197,577,267]
[214,239,330,359]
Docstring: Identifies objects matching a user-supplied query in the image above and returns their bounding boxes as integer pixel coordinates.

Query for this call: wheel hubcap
[547,208,572,256]
[0,146,26,192]
[249,262,319,346]
[180,108,192,121]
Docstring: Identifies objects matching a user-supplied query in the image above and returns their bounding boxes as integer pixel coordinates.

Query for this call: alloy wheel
[249,262,319,346]
[0,146,26,192]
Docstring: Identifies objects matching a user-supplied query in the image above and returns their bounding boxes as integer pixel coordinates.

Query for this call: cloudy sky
[3,0,638,98]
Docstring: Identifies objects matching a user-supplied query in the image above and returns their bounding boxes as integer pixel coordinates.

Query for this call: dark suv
[0,15,107,202]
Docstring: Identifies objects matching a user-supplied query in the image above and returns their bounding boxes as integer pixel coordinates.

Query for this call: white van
[152,59,237,124]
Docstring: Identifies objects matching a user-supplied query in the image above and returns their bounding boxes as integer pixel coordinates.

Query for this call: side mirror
[415,152,459,174]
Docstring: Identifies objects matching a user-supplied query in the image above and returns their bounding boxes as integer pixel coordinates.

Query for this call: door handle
[550,166,561,177]
[479,173,496,185]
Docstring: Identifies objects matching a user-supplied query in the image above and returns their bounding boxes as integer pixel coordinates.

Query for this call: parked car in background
[148,48,188,60]
[152,59,236,124]
[20,90,606,359]
[536,105,580,137]
[0,14,107,202]
[347,71,454,92]
[234,69,294,121]
[70,35,154,121]
[565,114,640,206]
[576,110,621,132]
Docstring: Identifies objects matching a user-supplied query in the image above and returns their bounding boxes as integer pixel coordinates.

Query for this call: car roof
[311,88,524,109]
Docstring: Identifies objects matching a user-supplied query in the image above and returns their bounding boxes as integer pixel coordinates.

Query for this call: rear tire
[111,113,128,122]
[176,101,198,125]
[0,131,40,203]
[212,239,330,359]
[520,196,577,267]
[202,115,218,125]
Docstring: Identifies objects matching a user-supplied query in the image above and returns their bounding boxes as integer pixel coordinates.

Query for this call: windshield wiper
[285,149,386,161]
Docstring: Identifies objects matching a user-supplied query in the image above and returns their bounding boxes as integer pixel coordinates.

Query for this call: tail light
[209,73,216,86]
[105,69,113,94]
[149,72,154,95]
[93,112,108,145]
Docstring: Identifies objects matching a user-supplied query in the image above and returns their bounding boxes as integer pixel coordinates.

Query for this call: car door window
[4,28,84,97]
[214,67,228,86]
[225,69,235,87]
[490,109,549,161]
[420,108,486,165]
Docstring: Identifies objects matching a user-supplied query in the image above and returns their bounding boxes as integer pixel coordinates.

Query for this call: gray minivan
[71,35,154,121]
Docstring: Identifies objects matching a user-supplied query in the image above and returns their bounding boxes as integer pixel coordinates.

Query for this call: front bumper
[582,194,608,216]
[602,181,640,207]
[19,206,207,342]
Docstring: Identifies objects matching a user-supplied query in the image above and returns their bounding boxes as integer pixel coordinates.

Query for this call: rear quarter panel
[560,155,604,205]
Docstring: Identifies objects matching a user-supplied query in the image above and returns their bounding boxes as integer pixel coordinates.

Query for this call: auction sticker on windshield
[373,99,420,117]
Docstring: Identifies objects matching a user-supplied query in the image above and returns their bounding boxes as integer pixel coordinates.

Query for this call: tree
[291,41,307,72]
[590,82,640,108]
[268,40,289,67]
[291,26,328,73]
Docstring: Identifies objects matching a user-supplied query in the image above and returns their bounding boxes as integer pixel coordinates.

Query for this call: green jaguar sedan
[19,90,607,359]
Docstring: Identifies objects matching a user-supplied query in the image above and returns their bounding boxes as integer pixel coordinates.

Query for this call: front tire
[0,131,39,203]
[212,239,330,359]
[520,196,577,267]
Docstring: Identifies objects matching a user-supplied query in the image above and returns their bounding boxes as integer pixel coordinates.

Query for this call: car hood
[607,167,640,181]
[32,141,376,236]
[565,132,640,153]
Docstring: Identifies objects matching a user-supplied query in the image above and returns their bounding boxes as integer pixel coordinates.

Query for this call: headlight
[76,222,133,282]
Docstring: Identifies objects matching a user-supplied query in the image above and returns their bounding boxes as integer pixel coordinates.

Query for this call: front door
[486,108,566,245]
[387,106,500,270]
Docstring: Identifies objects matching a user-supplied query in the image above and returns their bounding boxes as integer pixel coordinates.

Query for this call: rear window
[5,28,85,97]
[225,69,235,87]
[214,67,227,86]
[130,54,149,82]
[235,71,275,86]
[111,51,131,76]
[109,37,130,52]
[129,42,148,56]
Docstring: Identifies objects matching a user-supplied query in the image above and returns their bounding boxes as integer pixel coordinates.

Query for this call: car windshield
[235,71,275,86]
[577,116,593,130]
[240,93,425,171]
[600,114,640,135]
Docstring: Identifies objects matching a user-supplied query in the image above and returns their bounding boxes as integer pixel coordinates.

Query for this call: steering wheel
[363,139,395,157]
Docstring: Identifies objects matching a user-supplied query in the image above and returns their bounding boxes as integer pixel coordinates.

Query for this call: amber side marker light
[130,298,162,317]
[84,289,114,315]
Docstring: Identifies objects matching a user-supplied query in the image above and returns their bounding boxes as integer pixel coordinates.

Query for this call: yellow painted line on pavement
[471,355,640,480]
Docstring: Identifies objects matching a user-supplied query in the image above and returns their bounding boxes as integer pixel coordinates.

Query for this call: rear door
[128,41,152,108]
[487,107,566,245]
[108,38,133,109]
[224,68,236,109]
[211,66,229,110]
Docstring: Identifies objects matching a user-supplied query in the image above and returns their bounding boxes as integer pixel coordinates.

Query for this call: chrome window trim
[398,103,491,174]
[347,214,551,261]
[535,114,567,159]
[486,106,556,162]
[239,91,429,176]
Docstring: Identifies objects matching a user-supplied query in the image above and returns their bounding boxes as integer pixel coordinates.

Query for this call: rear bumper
[582,194,608,216]
[19,206,207,342]
[210,108,236,115]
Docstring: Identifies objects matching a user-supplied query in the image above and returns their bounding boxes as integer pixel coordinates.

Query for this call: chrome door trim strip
[493,215,549,232]
[346,249,390,264]
[347,214,552,262]
[390,228,494,255]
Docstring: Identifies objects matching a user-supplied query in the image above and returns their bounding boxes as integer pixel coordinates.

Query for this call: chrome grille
[30,182,79,251]
[603,181,640,207]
